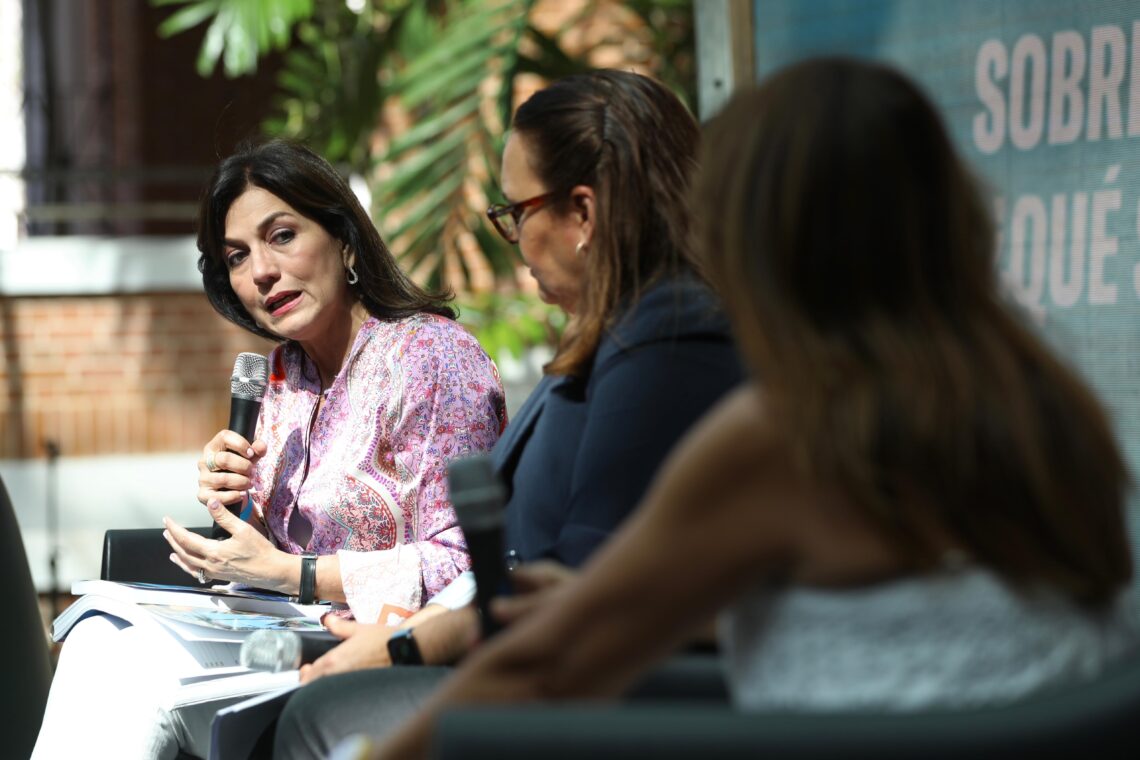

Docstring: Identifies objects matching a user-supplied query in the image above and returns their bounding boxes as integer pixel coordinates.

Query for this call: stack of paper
[53,580,332,707]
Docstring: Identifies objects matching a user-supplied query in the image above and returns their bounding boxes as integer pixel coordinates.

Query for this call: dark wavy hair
[512,70,701,376]
[197,139,454,341]
[696,57,1130,605]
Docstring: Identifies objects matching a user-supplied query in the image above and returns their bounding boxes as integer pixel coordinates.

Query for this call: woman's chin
[537,286,575,313]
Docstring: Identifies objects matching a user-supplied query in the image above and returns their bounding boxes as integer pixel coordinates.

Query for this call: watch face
[388,629,422,665]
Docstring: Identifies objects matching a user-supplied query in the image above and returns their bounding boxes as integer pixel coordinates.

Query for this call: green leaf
[385,94,480,162]
[384,173,465,243]
[281,49,324,79]
[397,50,497,110]
[381,148,467,206]
[394,7,514,85]
[154,0,317,78]
[156,2,220,37]
[393,216,447,268]
[196,4,231,76]
[378,124,472,196]
[515,24,588,81]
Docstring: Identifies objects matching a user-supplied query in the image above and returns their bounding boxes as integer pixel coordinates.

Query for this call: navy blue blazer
[490,276,744,567]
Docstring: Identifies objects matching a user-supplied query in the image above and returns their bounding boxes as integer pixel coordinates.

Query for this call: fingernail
[247,447,255,457]
[207,500,221,512]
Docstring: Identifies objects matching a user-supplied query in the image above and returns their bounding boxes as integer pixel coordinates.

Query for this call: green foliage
[375,0,540,293]
[622,0,697,106]
[149,0,694,363]
[153,0,315,78]
[456,290,566,363]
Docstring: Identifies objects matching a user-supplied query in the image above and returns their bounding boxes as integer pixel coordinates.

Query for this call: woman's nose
[249,246,280,286]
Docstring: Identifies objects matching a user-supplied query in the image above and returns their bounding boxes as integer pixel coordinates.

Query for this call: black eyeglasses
[486,192,556,243]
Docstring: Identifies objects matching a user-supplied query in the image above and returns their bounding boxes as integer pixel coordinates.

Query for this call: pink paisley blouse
[249,314,506,625]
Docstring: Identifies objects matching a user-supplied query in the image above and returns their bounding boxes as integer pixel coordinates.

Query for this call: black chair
[101,527,213,585]
[0,473,54,758]
[433,651,1140,759]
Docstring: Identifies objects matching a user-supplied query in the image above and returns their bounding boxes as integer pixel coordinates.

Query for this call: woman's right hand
[299,617,397,684]
[197,429,267,506]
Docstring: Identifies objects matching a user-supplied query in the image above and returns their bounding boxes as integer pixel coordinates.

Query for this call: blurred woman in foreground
[377,57,1139,757]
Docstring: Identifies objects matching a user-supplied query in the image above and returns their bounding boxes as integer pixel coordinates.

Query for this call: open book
[54,580,334,707]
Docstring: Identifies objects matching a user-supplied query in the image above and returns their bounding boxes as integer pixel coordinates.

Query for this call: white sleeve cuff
[424,571,477,610]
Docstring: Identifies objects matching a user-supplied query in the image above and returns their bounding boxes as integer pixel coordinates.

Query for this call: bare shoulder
[646,383,789,517]
[671,383,776,475]
[640,382,806,575]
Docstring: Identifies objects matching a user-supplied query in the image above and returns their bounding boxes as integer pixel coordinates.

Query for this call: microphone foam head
[231,352,269,400]
[240,629,301,672]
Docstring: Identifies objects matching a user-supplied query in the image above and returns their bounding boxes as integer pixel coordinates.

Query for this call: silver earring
[575,242,587,257]
[346,265,359,285]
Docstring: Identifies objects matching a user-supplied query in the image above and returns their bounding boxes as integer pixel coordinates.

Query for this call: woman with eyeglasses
[269,69,743,759]
[478,69,743,571]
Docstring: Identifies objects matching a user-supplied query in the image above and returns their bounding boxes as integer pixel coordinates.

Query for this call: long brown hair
[197,139,454,341]
[696,57,1131,605]
[512,70,700,376]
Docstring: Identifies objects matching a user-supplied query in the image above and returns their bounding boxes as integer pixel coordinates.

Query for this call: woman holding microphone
[34,139,506,759]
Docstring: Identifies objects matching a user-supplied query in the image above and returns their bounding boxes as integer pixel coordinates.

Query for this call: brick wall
[0,294,274,459]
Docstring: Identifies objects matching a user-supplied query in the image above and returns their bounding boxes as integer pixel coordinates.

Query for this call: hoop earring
[346,265,359,285]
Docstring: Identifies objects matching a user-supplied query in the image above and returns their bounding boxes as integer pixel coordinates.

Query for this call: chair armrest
[432,703,1098,759]
[434,651,1140,758]
[433,705,794,759]
[101,527,213,586]
[623,652,729,702]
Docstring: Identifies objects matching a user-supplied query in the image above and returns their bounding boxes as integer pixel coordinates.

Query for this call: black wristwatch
[298,553,318,605]
[387,627,424,666]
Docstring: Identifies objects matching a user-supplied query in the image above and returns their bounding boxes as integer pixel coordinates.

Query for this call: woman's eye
[270,229,295,246]
[225,250,247,268]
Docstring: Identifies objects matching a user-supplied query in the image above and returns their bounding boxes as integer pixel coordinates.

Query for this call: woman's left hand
[163,500,292,591]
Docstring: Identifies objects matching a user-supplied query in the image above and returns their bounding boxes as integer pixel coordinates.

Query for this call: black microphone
[239,629,340,672]
[213,352,269,538]
[447,454,509,638]
[228,352,269,445]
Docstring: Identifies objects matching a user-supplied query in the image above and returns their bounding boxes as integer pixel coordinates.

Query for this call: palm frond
[154,0,315,78]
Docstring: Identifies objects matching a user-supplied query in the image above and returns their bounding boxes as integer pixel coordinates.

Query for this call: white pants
[32,614,244,760]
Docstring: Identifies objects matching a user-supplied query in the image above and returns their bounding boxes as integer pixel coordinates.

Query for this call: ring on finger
[205,451,220,473]
[197,568,208,584]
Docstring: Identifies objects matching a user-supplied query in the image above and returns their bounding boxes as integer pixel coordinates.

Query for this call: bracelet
[299,553,318,605]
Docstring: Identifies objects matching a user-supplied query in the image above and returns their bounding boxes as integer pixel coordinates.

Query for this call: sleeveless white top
[719,567,1140,712]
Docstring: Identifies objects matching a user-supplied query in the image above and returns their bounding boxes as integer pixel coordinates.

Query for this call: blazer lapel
[491,374,559,476]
